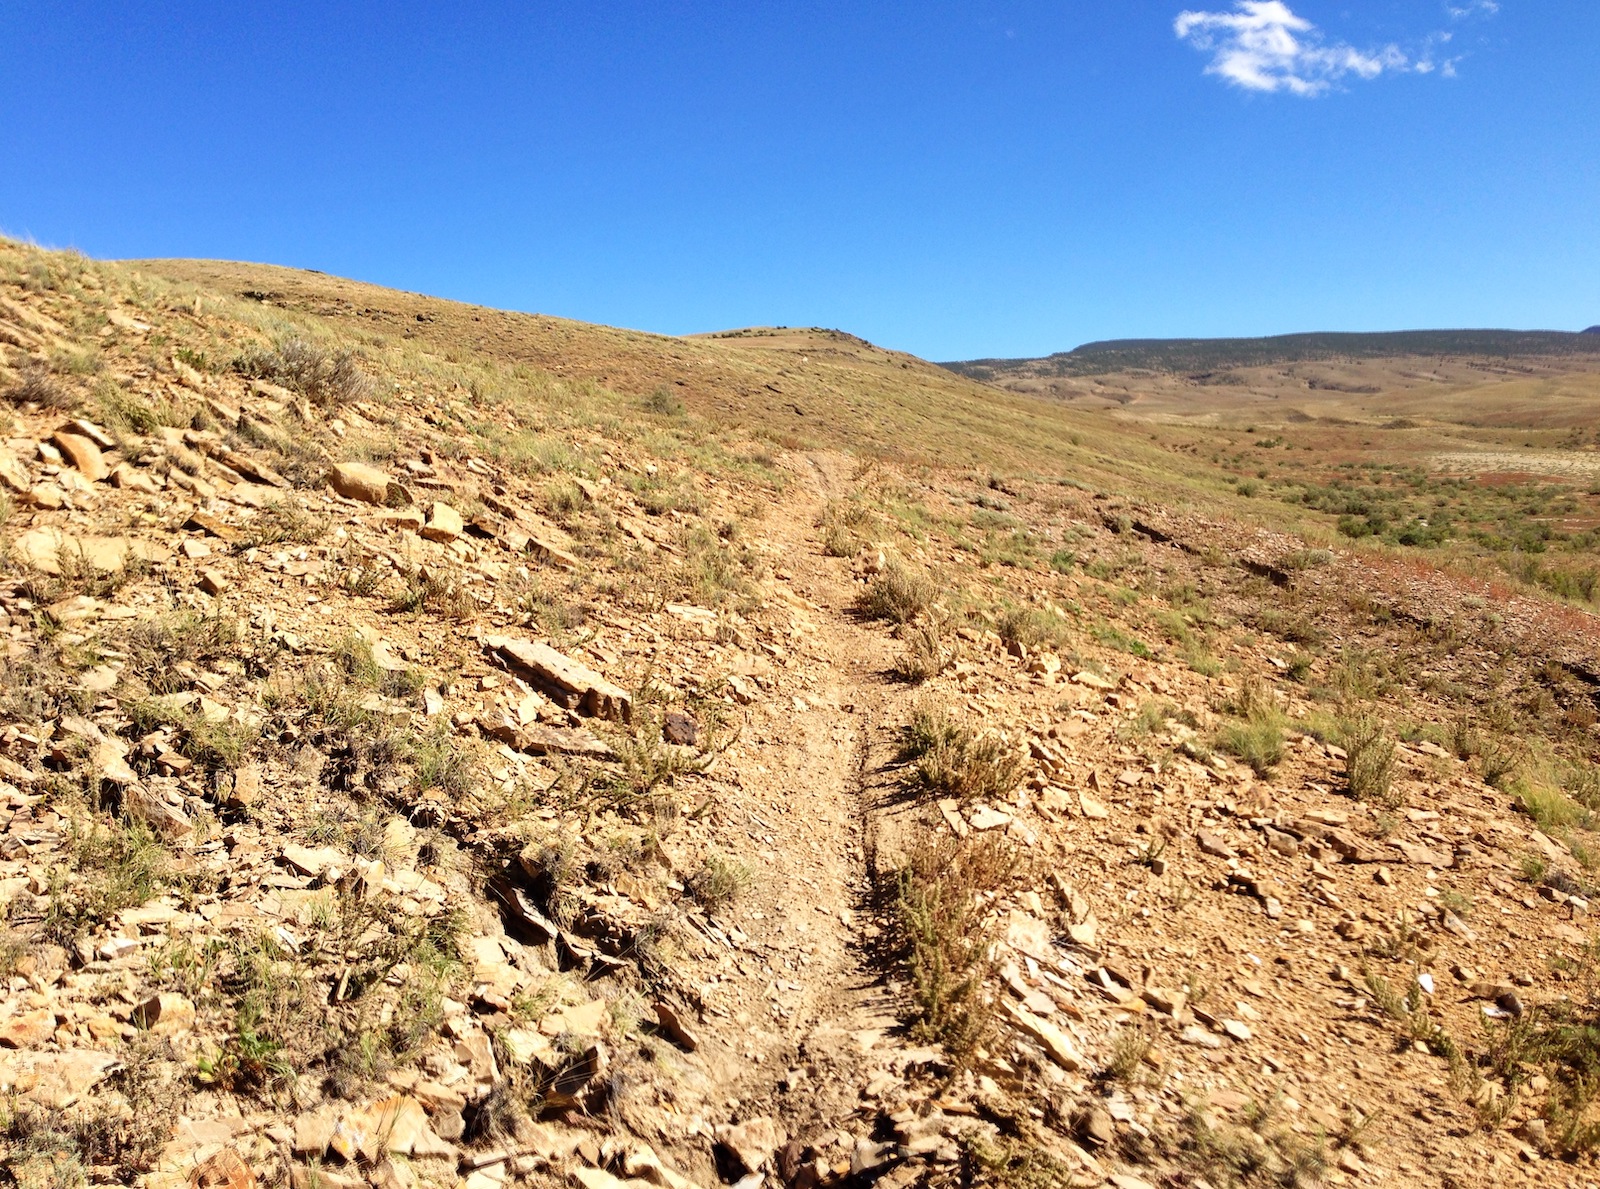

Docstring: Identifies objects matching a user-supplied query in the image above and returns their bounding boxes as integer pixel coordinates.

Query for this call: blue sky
[1,2,1595,359]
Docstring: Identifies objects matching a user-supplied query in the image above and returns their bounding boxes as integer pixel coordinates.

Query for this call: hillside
[1,239,1600,1189]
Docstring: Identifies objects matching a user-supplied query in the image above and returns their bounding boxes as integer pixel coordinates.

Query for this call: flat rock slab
[487,636,633,722]
[11,526,170,574]
[0,1049,121,1108]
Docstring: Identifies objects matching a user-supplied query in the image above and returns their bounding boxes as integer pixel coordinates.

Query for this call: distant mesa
[942,328,1600,381]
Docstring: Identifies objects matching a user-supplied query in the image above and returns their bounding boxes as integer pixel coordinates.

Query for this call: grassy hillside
[4,238,1600,1189]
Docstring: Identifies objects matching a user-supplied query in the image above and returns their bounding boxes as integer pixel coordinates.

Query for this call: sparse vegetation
[859,558,936,624]
[898,704,1024,803]
[1343,713,1398,807]
[234,335,374,407]
[897,833,1017,1069]
[8,232,1600,1183]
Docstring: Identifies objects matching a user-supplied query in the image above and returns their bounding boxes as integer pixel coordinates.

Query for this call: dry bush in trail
[118,612,240,696]
[898,704,1024,803]
[686,853,750,915]
[859,558,935,624]
[1222,674,1277,721]
[234,335,374,408]
[896,615,960,682]
[818,496,874,558]
[677,525,763,607]
[642,384,684,416]
[897,832,1018,1070]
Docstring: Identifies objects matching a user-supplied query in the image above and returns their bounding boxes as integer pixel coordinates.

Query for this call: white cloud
[1174,2,1420,96]
[1446,1,1498,18]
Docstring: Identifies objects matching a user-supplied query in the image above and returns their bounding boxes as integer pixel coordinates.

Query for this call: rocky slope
[1,240,1599,1189]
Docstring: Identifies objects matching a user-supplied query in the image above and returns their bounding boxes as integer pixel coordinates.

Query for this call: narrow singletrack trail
[657,452,924,1170]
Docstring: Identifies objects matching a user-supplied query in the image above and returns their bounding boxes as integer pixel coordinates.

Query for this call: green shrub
[1214,677,1285,775]
[1343,714,1398,807]
[899,706,1023,803]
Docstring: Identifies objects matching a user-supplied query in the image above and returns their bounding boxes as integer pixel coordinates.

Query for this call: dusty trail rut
[660,452,922,1164]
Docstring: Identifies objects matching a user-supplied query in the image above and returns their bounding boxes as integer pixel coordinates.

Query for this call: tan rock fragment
[420,500,464,541]
[328,461,407,506]
[289,1165,362,1189]
[1,1049,121,1108]
[62,418,115,449]
[92,740,139,785]
[653,1002,700,1052]
[1003,1001,1084,1070]
[126,785,192,838]
[293,1108,338,1156]
[0,451,28,492]
[25,485,64,509]
[189,1149,257,1189]
[539,998,609,1039]
[52,431,108,481]
[106,309,151,333]
[713,1117,784,1175]
[281,843,347,879]
[968,806,1012,831]
[1077,791,1109,819]
[572,1170,655,1189]
[488,637,633,721]
[0,1009,56,1048]
[108,461,161,492]
[132,992,196,1036]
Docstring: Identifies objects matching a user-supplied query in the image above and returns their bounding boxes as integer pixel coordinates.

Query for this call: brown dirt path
[651,451,921,1175]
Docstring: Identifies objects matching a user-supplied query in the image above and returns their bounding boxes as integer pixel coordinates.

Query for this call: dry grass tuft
[859,558,935,624]
[1342,713,1398,807]
[896,614,960,682]
[3,361,77,410]
[234,335,375,407]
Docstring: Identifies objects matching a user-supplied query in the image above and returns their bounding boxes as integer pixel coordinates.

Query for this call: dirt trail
[670,451,917,1159]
